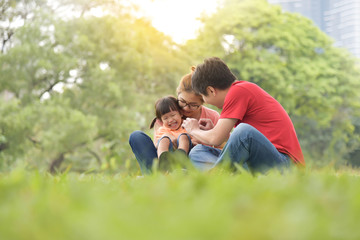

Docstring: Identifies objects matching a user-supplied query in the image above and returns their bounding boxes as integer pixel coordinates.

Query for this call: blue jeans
[189,145,221,171]
[129,131,157,174]
[189,123,291,174]
[129,131,193,174]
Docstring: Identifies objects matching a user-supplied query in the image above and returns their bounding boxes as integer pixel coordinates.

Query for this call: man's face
[201,93,222,109]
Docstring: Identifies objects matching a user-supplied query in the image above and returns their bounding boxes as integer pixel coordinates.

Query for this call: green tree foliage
[0,0,48,53]
[0,100,36,167]
[0,0,190,172]
[184,0,360,165]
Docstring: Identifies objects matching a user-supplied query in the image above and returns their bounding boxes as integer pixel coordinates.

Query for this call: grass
[1,167,360,240]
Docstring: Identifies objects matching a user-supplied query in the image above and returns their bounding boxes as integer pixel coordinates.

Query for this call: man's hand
[182,118,200,134]
[184,118,236,146]
[198,118,214,130]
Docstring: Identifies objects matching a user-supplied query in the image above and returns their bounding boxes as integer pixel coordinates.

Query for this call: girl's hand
[198,118,214,130]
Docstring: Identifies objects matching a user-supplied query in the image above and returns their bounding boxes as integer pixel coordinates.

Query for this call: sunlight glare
[130,0,219,43]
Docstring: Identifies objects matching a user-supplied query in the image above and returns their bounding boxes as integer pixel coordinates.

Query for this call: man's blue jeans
[189,145,221,171]
[189,123,291,174]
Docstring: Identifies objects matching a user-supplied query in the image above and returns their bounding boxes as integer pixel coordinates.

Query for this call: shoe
[174,148,187,156]
[158,151,171,171]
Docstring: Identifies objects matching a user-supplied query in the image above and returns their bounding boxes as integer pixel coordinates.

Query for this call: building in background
[268,0,360,58]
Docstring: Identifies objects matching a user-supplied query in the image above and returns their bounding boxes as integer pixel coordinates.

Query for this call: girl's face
[177,92,203,118]
[161,110,183,130]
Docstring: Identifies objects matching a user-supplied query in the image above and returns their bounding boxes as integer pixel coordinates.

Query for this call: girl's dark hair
[149,96,181,129]
[192,57,237,96]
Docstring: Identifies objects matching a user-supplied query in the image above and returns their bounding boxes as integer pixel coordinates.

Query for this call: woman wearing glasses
[129,67,221,174]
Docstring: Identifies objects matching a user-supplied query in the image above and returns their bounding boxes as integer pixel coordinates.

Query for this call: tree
[0,0,191,172]
[0,0,48,53]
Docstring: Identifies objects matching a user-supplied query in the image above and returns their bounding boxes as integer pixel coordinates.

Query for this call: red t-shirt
[220,81,305,166]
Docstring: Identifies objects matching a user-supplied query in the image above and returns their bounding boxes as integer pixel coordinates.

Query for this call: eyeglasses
[177,99,200,110]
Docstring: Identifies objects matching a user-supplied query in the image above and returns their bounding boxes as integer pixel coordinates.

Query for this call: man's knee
[189,144,204,156]
[230,123,256,139]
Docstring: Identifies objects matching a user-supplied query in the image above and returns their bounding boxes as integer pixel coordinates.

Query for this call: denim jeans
[129,131,157,174]
[189,144,221,171]
[129,131,193,174]
[189,123,291,174]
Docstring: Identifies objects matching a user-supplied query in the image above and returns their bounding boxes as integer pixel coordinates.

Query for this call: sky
[128,0,219,43]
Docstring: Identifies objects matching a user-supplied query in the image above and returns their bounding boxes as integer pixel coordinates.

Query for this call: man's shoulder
[228,81,261,95]
[227,81,251,95]
[231,80,256,88]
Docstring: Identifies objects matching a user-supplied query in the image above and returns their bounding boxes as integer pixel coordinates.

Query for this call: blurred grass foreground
[1,168,360,240]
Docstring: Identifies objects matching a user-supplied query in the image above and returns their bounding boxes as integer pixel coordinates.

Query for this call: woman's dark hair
[191,57,237,96]
[149,96,181,129]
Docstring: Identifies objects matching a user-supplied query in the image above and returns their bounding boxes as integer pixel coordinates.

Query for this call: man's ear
[206,86,216,96]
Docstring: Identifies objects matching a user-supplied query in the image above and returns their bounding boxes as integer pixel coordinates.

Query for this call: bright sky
[129,0,219,43]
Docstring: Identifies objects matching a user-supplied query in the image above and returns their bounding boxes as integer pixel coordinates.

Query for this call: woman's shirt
[200,106,220,126]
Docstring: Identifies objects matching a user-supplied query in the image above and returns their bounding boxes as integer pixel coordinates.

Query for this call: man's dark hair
[191,57,237,95]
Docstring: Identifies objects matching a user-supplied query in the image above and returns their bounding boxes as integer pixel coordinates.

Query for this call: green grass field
[1,167,360,240]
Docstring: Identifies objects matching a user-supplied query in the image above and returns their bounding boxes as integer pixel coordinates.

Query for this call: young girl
[150,96,192,163]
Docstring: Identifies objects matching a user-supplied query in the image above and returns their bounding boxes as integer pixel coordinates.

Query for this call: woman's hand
[198,118,214,130]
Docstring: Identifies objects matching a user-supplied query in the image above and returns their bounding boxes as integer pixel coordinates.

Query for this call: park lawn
[0,167,360,240]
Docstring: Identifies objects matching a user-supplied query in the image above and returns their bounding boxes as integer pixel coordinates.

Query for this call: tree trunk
[49,153,65,173]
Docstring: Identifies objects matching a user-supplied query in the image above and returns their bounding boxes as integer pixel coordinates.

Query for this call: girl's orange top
[154,126,188,143]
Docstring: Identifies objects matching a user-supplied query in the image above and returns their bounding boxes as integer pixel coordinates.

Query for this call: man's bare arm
[182,118,236,146]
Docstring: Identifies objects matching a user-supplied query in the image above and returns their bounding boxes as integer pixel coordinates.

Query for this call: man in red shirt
[182,57,305,174]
